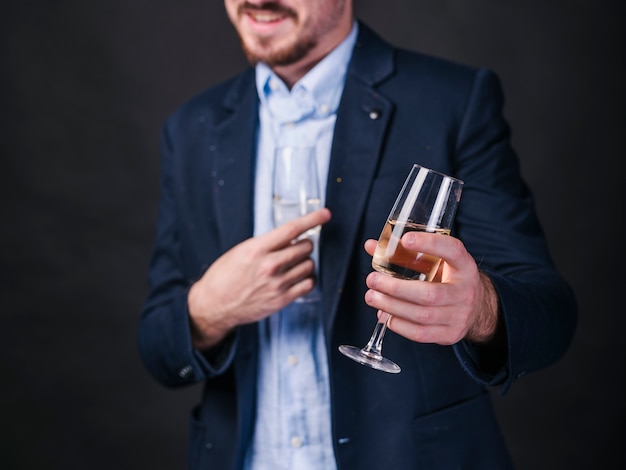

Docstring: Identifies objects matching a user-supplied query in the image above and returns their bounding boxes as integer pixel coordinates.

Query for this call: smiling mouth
[240,3,296,23]
[248,11,286,23]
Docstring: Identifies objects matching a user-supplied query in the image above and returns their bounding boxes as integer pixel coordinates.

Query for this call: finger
[271,256,317,304]
[278,255,316,287]
[365,283,430,322]
[375,304,461,340]
[364,239,377,256]
[386,313,464,345]
[283,276,316,301]
[261,208,332,250]
[271,237,315,273]
[366,271,448,308]
[400,231,468,271]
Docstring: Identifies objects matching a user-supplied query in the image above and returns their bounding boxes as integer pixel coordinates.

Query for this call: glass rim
[412,163,464,185]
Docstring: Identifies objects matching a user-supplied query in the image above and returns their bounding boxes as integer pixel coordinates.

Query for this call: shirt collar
[255,22,358,123]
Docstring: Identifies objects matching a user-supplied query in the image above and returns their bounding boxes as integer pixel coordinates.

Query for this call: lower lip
[244,12,290,34]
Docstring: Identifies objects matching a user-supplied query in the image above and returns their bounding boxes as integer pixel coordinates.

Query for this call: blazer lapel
[211,69,259,252]
[321,24,396,336]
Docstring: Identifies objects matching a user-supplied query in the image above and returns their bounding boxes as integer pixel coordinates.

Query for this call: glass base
[338,345,401,374]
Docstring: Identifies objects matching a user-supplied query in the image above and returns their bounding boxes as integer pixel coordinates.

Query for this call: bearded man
[139,1,577,468]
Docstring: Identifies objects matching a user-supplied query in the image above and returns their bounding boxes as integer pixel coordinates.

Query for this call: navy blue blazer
[139,23,577,469]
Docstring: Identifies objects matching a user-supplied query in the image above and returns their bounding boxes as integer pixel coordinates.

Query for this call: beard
[239,34,318,67]
[234,1,320,67]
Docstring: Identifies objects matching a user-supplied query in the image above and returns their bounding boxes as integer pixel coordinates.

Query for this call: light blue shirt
[245,23,358,470]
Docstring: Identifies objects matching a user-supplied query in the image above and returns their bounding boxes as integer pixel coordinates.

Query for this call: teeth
[251,12,283,23]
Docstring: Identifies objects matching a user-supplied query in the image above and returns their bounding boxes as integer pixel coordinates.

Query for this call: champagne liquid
[273,197,322,236]
[372,220,449,281]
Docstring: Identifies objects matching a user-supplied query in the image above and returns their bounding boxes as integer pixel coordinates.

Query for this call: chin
[245,39,315,68]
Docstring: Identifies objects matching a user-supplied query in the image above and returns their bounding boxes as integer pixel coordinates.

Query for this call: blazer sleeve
[450,68,577,394]
[137,120,238,388]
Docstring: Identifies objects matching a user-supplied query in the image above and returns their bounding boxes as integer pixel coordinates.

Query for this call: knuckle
[284,221,306,241]
[239,240,262,260]
[421,285,440,306]
[384,278,400,296]
[419,309,433,323]
[448,240,465,260]
[258,257,280,277]
[452,328,466,344]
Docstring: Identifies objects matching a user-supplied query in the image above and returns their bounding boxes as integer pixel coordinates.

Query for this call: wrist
[188,282,232,350]
[466,272,500,343]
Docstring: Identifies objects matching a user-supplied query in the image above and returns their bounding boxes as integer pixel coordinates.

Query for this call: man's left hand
[363,231,500,345]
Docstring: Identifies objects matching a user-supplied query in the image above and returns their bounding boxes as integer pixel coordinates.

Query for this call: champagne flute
[273,146,322,303]
[339,164,464,373]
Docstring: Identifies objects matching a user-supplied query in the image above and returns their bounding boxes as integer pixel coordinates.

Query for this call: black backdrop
[1,1,624,469]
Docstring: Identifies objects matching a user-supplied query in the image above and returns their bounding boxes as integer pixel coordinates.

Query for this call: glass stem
[361,311,391,360]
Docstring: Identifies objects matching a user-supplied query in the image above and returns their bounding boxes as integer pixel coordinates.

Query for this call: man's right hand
[187,208,332,350]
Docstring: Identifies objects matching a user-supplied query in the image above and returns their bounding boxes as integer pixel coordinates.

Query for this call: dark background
[1,1,624,468]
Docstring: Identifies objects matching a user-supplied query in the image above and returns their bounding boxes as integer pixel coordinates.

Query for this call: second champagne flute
[339,164,464,373]
[273,146,322,303]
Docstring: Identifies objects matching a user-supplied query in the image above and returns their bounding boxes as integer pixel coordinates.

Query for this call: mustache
[239,2,297,18]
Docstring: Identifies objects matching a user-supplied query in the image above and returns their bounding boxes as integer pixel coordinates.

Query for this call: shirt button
[290,436,303,448]
[319,104,330,114]
[287,355,298,366]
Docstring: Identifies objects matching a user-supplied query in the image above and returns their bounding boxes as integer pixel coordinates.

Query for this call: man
[138,1,577,468]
